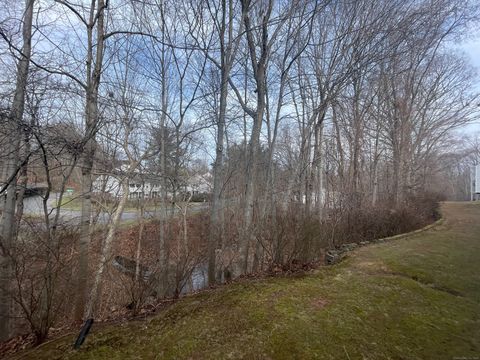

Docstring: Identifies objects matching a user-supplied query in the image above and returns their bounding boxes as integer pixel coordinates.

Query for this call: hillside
[14,202,480,360]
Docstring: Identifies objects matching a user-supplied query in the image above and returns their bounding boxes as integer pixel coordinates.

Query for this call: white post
[471,166,474,202]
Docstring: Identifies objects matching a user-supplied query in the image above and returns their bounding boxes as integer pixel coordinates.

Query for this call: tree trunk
[0,0,34,341]
[208,67,227,284]
[84,180,129,319]
[238,0,271,275]
[14,130,30,229]
[74,0,106,322]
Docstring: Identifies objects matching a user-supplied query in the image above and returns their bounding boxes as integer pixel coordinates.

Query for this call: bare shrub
[7,221,78,344]
[257,193,442,271]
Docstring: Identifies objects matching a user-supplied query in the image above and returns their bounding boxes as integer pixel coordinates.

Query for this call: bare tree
[0,0,34,342]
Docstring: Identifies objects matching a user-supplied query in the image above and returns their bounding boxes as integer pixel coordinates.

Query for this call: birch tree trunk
[84,180,129,319]
[75,0,106,322]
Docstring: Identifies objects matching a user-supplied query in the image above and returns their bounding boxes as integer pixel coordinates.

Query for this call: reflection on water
[183,264,208,294]
[113,255,209,295]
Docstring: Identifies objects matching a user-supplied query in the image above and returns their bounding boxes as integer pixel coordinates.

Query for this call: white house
[184,172,212,195]
[93,172,162,199]
[93,168,212,200]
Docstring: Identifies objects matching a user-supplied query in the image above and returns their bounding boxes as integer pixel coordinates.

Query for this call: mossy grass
[15,202,480,360]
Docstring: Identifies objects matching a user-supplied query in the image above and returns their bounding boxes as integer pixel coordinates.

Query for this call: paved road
[22,194,208,225]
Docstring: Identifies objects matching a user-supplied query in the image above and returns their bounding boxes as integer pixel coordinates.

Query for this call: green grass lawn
[15,202,480,360]
[57,195,206,213]
[56,195,83,211]
[57,195,150,212]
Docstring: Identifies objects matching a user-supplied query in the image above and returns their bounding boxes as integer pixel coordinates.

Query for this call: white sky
[457,37,480,134]
[461,38,480,68]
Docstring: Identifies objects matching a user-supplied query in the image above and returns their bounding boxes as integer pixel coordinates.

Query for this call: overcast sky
[462,37,480,68]
[457,37,480,134]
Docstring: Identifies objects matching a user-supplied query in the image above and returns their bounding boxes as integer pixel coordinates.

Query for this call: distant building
[92,168,212,200]
[184,173,212,195]
[93,172,163,199]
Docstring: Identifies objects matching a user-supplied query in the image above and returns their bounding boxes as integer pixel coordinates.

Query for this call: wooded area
[0,0,479,348]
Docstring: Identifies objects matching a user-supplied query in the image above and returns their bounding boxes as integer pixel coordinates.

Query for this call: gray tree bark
[0,0,35,341]
[238,0,272,275]
[75,0,106,322]
[208,0,241,285]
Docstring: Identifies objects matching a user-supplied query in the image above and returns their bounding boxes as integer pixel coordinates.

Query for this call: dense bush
[263,192,442,268]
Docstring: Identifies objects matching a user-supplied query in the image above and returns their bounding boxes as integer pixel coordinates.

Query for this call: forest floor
[12,202,480,360]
